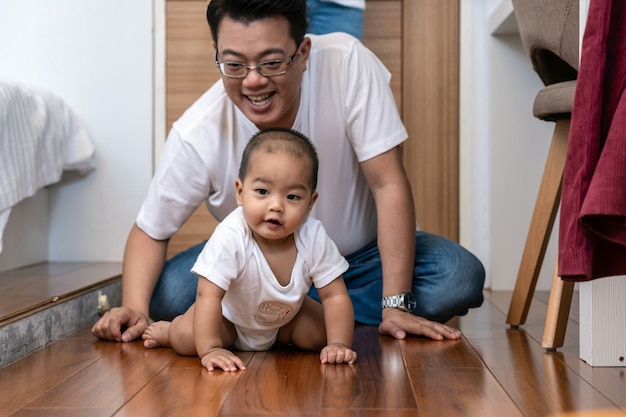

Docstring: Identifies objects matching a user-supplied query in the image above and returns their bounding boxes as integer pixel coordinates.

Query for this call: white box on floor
[579,275,626,367]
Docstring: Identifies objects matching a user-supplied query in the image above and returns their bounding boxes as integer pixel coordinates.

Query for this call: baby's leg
[277,296,326,350]
[143,303,197,356]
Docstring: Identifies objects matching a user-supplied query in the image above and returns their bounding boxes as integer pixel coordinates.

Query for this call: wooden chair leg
[506,119,570,327]
[542,256,575,350]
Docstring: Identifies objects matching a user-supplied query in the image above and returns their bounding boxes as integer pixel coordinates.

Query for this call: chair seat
[533,80,577,121]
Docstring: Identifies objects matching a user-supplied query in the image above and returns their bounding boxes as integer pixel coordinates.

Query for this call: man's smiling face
[215,15,311,130]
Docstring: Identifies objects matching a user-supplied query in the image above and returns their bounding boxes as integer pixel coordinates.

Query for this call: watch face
[403,293,416,312]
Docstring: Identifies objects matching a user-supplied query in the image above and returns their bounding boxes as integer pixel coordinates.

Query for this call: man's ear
[235,178,244,206]
[299,37,312,71]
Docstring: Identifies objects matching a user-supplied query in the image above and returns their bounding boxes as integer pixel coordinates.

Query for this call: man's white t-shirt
[191,207,349,351]
[137,32,407,255]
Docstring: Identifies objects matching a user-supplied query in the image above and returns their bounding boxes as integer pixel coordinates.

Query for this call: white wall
[0,0,154,263]
[0,193,49,271]
[460,0,557,291]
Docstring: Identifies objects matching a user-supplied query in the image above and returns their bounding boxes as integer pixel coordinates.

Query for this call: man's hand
[378,308,462,340]
[91,306,150,342]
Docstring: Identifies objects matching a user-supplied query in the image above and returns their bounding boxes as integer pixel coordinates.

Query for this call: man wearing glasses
[92,0,485,344]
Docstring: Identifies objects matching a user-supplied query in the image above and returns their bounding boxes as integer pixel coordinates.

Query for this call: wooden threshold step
[0,262,122,369]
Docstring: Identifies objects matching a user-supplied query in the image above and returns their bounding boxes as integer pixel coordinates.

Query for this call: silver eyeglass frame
[214,42,302,79]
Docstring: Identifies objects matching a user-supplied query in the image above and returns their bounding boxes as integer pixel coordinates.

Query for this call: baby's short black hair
[239,127,319,191]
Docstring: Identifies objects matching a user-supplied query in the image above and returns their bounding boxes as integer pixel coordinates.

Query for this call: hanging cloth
[558,0,626,280]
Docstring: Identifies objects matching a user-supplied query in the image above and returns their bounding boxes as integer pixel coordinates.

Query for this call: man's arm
[91,223,168,342]
[360,146,461,340]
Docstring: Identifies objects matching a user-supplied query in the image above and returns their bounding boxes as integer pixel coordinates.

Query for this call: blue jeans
[149,231,485,325]
[306,0,364,40]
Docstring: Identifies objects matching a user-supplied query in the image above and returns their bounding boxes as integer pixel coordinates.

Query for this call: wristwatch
[381,292,416,312]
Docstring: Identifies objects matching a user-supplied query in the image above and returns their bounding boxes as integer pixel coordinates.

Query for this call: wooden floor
[1,290,625,417]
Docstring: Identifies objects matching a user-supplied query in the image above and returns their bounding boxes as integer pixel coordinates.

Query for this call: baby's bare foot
[143,321,172,349]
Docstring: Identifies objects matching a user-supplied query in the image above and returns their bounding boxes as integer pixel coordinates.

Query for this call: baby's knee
[278,317,326,351]
[169,315,196,356]
[306,328,327,350]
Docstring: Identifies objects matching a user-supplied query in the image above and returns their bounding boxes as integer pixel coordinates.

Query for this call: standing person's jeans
[149,231,485,325]
[306,0,364,40]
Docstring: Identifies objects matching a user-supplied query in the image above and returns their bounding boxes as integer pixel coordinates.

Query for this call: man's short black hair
[207,0,307,47]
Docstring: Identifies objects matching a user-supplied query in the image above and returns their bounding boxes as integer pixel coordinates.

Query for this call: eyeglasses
[215,43,301,79]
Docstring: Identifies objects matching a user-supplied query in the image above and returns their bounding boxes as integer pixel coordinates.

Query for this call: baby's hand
[320,343,357,365]
[200,348,246,372]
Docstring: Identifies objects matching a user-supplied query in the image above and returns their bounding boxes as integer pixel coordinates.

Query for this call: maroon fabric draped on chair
[559,0,626,281]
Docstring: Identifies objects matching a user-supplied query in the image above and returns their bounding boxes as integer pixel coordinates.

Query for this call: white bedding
[0,79,96,253]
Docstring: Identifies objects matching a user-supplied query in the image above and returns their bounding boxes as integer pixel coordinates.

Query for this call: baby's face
[235,150,317,244]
